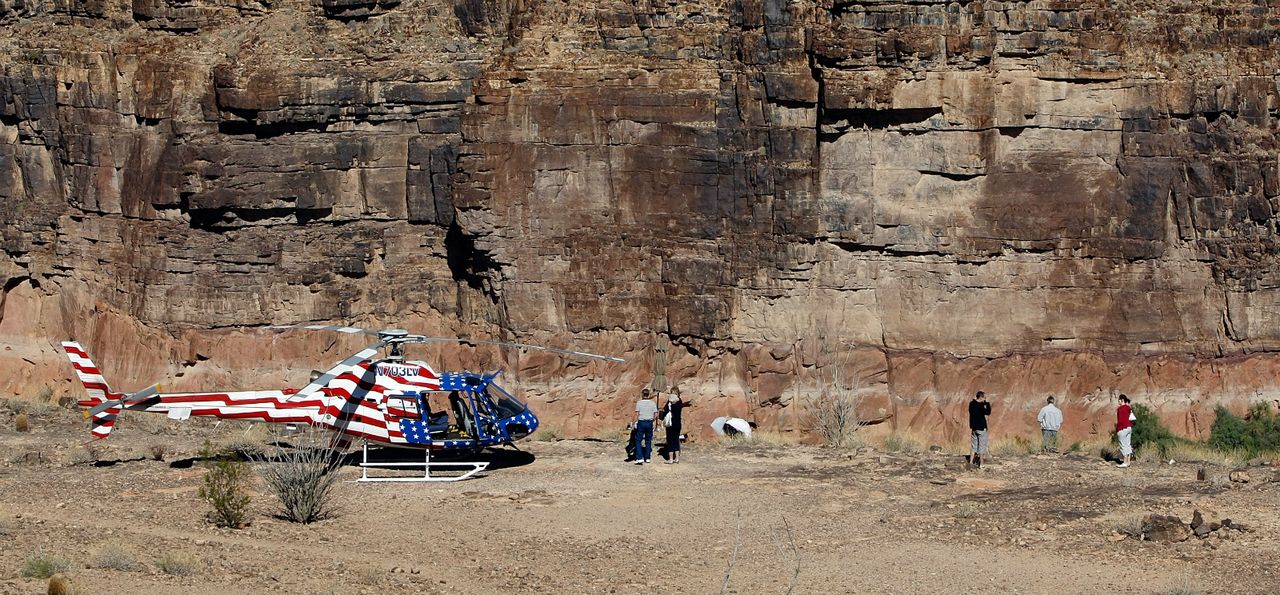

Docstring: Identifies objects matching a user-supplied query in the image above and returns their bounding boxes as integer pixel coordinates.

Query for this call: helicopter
[61,325,623,481]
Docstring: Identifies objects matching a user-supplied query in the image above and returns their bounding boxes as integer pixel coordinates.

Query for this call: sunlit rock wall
[4,0,1280,442]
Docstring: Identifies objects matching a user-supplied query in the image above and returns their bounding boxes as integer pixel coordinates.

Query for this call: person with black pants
[661,388,686,463]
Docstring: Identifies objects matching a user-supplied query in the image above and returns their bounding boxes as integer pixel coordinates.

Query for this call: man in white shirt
[1037,396,1064,453]
[634,388,659,465]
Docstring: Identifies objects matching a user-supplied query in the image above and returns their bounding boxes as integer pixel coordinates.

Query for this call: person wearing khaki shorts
[968,391,992,468]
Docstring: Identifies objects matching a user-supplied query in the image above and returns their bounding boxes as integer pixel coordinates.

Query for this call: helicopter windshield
[482,384,527,419]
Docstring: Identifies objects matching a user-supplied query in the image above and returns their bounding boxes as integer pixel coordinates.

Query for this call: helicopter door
[386,395,432,446]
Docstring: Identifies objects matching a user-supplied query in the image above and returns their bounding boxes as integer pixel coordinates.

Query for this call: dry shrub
[91,543,138,571]
[65,444,105,467]
[15,413,29,432]
[254,433,343,524]
[146,443,167,462]
[802,389,865,449]
[12,449,49,466]
[156,553,196,576]
[22,549,69,579]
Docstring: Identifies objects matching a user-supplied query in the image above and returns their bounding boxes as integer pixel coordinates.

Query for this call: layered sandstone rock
[3,0,1280,443]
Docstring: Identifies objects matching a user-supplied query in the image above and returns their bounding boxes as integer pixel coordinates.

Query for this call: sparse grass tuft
[991,435,1036,457]
[22,549,70,579]
[66,444,104,467]
[531,428,562,442]
[1160,574,1204,595]
[355,568,384,586]
[1164,442,1248,468]
[15,412,29,432]
[745,430,802,447]
[217,423,272,457]
[91,543,138,571]
[156,552,197,576]
[1112,514,1146,538]
[952,501,981,519]
[147,443,168,462]
[135,414,174,435]
[880,432,924,454]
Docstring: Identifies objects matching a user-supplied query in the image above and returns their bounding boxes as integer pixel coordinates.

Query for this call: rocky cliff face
[4,0,1280,443]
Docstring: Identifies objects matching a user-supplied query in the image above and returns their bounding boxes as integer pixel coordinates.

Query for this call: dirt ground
[2,408,1279,594]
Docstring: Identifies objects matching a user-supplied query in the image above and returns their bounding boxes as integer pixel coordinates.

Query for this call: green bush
[1208,403,1280,457]
[1112,403,1184,458]
[198,442,252,528]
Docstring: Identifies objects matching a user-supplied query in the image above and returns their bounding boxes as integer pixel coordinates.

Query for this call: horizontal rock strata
[3,0,1280,442]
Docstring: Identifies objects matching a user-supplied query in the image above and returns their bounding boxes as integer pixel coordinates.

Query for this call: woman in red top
[1116,394,1134,468]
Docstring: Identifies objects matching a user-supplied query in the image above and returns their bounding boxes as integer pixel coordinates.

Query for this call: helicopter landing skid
[354,442,489,483]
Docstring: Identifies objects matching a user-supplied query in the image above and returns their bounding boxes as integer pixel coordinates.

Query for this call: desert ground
[1,406,1279,594]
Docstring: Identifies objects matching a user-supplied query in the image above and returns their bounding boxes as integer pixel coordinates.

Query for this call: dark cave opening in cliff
[444,221,499,295]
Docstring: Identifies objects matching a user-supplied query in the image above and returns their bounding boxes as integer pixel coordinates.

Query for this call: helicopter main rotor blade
[291,340,388,400]
[409,337,625,363]
[269,324,379,336]
[264,324,625,363]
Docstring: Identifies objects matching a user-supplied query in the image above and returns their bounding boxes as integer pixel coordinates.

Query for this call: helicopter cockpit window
[385,395,421,420]
[482,385,526,419]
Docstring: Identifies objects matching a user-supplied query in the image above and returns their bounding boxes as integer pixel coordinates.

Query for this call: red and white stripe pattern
[313,361,441,444]
[62,342,111,403]
[63,340,446,447]
[62,342,122,439]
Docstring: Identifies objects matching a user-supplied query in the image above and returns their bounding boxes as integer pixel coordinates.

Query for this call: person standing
[968,391,992,468]
[634,388,658,465]
[660,388,686,463]
[1037,396,1064,453]
[1116,394,1135,468]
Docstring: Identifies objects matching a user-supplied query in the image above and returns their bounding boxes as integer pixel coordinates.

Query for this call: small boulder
[1222,519,1250,532]
[1142,514,1191,543]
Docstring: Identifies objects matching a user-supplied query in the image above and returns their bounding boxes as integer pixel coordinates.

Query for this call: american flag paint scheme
[61,340,540,452]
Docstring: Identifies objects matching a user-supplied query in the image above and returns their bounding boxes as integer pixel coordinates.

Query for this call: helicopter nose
[503,410,538,440]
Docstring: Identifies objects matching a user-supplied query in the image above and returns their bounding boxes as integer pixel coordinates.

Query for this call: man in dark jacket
[968,391,992,468]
